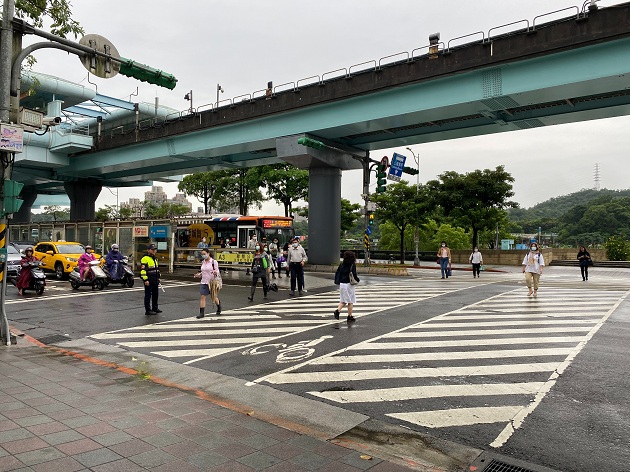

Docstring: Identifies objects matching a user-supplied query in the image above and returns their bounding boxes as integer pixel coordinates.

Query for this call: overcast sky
[25,0,630,213]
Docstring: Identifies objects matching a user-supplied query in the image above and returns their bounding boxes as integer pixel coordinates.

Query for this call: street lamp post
[406,147,420,266]
[216,84,224,109]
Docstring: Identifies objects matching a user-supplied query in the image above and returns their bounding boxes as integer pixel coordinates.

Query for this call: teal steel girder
[59,36,630,181]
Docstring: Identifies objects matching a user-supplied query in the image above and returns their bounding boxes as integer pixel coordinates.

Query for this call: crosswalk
[89,280,473,365]
[253,287,629,447]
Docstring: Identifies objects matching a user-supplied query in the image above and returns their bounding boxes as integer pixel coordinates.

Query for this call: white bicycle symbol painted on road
[242,335,333,363]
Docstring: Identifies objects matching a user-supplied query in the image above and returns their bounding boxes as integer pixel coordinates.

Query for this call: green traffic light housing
[297,137,326,150]
[376,163,387,194]
[402,166,419,175]
[3,180,24,215]
[119,57,178,90]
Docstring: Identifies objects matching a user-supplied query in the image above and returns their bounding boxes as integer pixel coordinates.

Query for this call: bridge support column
[11,189,37,223]
[308,168,342,265]
[64,180,102,221]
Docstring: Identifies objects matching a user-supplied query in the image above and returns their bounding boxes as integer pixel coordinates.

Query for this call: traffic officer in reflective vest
[141,243,161,316]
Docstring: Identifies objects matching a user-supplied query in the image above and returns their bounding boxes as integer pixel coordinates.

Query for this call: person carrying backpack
[522,242,545,297]
[248,244,269,301]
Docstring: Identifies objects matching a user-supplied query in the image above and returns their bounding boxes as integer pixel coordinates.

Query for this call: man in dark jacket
[105,244,125,280]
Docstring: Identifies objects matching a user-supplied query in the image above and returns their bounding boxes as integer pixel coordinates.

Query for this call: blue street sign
[388,152,406,181]
[366,226,372,236]
[150,225,169,238]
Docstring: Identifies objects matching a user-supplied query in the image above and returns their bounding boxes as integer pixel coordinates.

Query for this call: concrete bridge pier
[276,135,364,265]
[11,188,37,223]
[64,180,102,221]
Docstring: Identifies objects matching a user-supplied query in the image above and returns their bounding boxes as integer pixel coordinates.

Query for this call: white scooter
[69,260,107,290]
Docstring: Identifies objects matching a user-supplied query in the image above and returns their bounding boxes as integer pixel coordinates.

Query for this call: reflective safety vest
[140,254,160,282]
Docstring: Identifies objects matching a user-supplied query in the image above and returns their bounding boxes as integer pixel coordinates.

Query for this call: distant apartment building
[120,198,143,217]
[144,186,168,205]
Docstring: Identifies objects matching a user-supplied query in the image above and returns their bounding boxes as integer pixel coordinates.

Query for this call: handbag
[349,265,359,285]
[436,258,440,265]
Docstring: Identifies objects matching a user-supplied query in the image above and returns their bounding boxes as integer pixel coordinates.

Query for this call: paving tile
[14,446,66,466]
[30,456,85,472]
[0,401,27,413]
[1,386,34,396]
[107,416,147,430]
[155,417,189,430]
[368,460,418,471]
[61,415,101,429]
[188,450,230,469]
[91,430,134,447]
[288,435,329,452]
[0,419,21,432]
[123,423,164,438]
[142,431,185,448]
[3,407,41,420]
[47,408,86,421]
[198,418,233,432]
[0,454,27,470]
[237,433,280,450]
[161,440,207,460]
[75,421,118,437]
[77,404,113,415]
[178,411,219,425]
[264,442,308,460]
[14,414,55,428]
[2,437,50,454]
[150,458,204,472]
[289,450,332,471]
[209,441,257,459]
[55,438,102,455]
[189,431,233,449]
[313,441,353,460]
[0,429,34,444]
[220,425,258,440]
[236,451,283,470]
[133,410,173,423]
[170,425,209,440]
[25,421,68,436]
[40,429,85,446]
[72,448,123,468]
[128,449,178,468]
[34,402,73,414]
[260,462,310,472]
[316,462,363,472]
[89,458,146,472]
[206,462,256,472]
[108,438,155,458]
[263,426,301,442]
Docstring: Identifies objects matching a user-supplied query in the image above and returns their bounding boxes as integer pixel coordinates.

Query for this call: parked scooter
[16,260,46,295]
[69,260,107,290]
[103,257,135,288]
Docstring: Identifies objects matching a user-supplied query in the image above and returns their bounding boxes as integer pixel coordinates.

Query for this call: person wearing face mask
[468,246,483,278]
[194,249,222,318]
[287,237,307,296]
[436,241,452,279]
[247,234,258,249]
[522,243,545,297]
[105,244,125,281]
[248,244,269,301]
[78,245,97,282]
[268,238,279,278]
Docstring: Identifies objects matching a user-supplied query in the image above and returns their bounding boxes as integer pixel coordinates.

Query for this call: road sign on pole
[388,152,406,181]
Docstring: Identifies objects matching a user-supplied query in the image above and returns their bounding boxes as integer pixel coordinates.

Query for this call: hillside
[509,188,630,221]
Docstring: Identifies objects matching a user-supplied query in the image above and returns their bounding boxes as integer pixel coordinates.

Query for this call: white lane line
[309,382,546,403]
[490,288,630,448]
[311,348,574,364]
[386,327,593,337]
[265,362,559,384]
[125,320,328,329]
[388,406,524,428]
[414,319,598,328]
[118,336,276,348]
[351,337,585,349]
[445,312,607,319]
[90,326,315,339]
[153,348,235,358]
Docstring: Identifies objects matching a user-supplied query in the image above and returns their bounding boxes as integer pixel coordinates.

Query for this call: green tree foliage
[426,166,517,249]
[605,235,630,261]
[249,164,308,217]
[429,223,470,250]
[372,181,430,263]
[94,205,135,221]
[142,202,189,219]
[340,199,361,236]
[42,205,69,221]
[15,0,84,38]
[177,173,218,214]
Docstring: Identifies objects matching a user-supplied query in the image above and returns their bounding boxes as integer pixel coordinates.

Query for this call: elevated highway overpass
[13,1,630,263]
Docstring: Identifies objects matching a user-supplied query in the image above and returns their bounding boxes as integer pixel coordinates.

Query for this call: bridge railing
[532,6,580,30]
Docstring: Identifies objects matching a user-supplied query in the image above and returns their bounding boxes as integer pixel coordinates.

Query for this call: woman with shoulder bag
[333,251,360,323]
[248,244,269,301]
[194,249,222,319]
[577,246,591,281]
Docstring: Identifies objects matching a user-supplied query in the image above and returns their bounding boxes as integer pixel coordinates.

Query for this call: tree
[94,207,111,221]
[340,199,362,236]
[426,166,517,248]
[143,202,189,219]
[605,235,629,261]
[206,169,264,215]
[251,164,309,217]
[15,0,84,38]
[372,181,431,263]
[178,173,219,214]
[42,205,69,222]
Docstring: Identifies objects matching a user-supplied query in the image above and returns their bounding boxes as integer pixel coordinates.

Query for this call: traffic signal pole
[362,152,371,265]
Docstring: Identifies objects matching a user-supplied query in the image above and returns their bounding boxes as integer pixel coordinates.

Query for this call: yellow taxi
[32,242,101,279]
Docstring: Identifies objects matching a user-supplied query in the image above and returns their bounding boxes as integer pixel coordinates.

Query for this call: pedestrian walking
[577,245,592,281]
[469,246,483,278]
[333,251,359,323]
[248,244,269,301]
[247,234,258,249]
[282,241,290,277]
[287,237,307,296]
[437,241,452,279]
[195,249,222,318]
[140,243,162,315]
[262,243,274,281]
[522,242,544,297]
[268,238,280,278]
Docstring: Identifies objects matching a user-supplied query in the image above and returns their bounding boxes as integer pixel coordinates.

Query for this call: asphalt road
[6,269,630,472]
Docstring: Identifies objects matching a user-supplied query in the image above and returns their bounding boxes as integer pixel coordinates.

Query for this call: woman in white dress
[333,251,360,323]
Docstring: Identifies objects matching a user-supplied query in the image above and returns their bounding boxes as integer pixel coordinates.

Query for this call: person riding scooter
[16,247,38,296]
[78,245,97,281]
[105,244,125,280]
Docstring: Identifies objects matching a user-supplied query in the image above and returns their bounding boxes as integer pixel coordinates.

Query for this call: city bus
[175,215,295,249]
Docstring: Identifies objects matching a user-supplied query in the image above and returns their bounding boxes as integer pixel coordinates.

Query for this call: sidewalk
[0,335,473,472]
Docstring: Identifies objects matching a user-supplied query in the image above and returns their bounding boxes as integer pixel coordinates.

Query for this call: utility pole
[406,147,420,266]
[361,152,371,265]
[0,0,16,345]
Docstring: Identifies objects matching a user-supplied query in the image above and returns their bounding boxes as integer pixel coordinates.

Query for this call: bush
[605,236,630,261]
